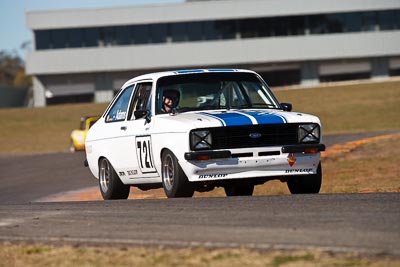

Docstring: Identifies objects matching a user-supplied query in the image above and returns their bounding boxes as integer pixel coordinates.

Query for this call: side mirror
[134,110,151,123]
[280,103,292,112]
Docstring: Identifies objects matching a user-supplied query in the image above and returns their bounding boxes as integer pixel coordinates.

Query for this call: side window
[106,86,134,122]
[128,82,152,120]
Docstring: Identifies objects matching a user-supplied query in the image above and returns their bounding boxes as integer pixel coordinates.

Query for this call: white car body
[85,69,325,198]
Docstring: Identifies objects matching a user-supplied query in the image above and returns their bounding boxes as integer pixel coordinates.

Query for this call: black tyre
[161,150,194,198]
[98,158,130,200]
[224,182,254,196]
[287,162,322,194]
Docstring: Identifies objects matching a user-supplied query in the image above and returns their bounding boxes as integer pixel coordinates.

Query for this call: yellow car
[70,116,99,152]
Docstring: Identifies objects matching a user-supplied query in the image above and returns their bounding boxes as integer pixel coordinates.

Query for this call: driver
[161,89,180,113]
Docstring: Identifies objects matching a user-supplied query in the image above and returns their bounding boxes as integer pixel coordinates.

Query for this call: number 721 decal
[136,136,157,173]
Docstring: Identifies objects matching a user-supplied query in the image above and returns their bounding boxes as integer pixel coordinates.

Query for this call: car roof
[121,69,257,88]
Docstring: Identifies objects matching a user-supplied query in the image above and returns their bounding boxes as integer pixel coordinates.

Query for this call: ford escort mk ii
[85,69,325,199]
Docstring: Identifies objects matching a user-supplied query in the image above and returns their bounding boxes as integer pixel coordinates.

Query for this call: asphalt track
[0,131,399,255]
[0,193,399,255]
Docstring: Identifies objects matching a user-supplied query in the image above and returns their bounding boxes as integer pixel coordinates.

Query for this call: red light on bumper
[304,147,318,154]
[196,154,210,161]
[184,150,231,161]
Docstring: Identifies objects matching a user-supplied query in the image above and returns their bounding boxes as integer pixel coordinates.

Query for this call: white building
[26,0,400,106]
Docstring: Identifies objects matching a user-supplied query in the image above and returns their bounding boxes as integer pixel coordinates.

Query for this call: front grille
[210,124,299,149]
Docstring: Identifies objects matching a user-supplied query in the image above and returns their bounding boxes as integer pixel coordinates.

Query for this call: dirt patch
[322,133,400,193]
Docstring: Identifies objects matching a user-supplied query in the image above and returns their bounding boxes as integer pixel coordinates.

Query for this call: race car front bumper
[180,144,325,182]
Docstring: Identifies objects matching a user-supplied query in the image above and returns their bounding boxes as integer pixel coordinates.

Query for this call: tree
[0,50,32,88]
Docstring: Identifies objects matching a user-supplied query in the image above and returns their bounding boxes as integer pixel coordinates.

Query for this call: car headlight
[298,124,320,143]
[190,130,212,150]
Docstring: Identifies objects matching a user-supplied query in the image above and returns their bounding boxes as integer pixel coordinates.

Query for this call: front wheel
[99,158,130,200]
[287,163,322,194]
[161,150,194,198]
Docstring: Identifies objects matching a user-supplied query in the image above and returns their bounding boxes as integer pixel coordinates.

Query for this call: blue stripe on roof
[207,69,236,72]
[174,69,205,74]
[174,69,237,74]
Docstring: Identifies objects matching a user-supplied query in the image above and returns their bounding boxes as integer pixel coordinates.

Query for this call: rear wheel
[287,163,322,194]
[224,182,254,196]
[161,150,194,198]
[99,158,130,200]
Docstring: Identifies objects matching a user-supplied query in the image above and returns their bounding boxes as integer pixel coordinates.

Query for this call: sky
[0,0,183,60]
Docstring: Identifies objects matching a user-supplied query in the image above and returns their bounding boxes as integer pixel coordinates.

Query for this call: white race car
[85,69,325,199]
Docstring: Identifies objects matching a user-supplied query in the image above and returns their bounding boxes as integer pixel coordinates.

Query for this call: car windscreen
[156,72,280,114]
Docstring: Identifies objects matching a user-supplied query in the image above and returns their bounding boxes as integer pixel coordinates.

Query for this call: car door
[120,82,158,180]
[101,85,136,178]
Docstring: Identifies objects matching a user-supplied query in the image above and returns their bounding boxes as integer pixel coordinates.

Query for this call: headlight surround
[298,124,320,143]
[190,130,212,150]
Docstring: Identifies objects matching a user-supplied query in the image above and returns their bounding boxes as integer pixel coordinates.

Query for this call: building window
[36,30,51,49]
[187,22,203,41]
[326,14,346,33]
[378,10,400,30]
[239,18,258,38]
[288,16,305,35]
[151,24,168,43]
[320,72,370,82]
[215,20,236,39]
[203,21,219,40]
[361,12,376,31]
[259,70,301,86]
[346,12,362,32]
[69,28,84,48]
[116,26,131,45]
[170,22,186,42]
[100,27,116,46]
[33,9,400,50]
[52,29,67,49]
[85,28,99,47]
[133,25,150,44]
[258,18,275,37]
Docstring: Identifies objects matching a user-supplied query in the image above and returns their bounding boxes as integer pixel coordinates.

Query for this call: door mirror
[280,103,292,112]
[134,110,151,123]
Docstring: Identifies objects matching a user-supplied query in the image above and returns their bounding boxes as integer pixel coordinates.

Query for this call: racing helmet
[162,89,180,107]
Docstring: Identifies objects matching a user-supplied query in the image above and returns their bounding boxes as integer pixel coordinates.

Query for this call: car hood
[154,109,321,132]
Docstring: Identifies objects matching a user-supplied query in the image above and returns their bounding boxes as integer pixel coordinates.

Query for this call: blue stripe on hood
[200,112,253,126]
[241,111,287,124]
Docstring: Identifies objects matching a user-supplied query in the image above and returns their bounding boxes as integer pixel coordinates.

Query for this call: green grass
[1,244,399,267]
[274,80,400,134]
[0,80,399,154]
[272,253,314,267]
[0,103,107,154]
